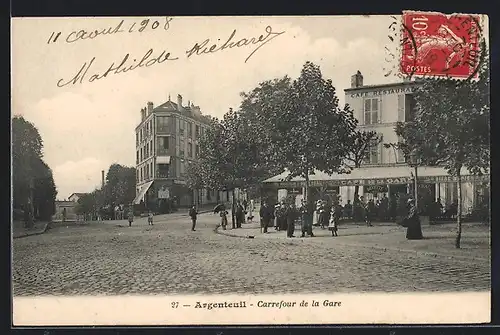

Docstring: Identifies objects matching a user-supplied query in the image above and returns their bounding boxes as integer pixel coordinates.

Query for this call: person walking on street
[260,200,273,233]
[405,198,423,240]
[285,203,297,238]
[235,201,245,228]
[300,199,315,237]
[147,211,154,226]
[366,199,375,226]
[329,199,341,236]
[127,208,134,227]
[189,205,198,231]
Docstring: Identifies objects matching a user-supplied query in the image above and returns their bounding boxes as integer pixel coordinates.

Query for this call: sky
[11,15,488,200]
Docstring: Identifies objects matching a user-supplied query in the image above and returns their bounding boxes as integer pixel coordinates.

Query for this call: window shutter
[378,97,382,123]
[378,134,383,164]
[397,95,405,122]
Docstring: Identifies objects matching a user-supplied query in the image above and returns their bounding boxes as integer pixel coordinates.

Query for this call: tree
[238,76,292,178]
[12,116,56,226]
[395,48,489,248]
[343,124,382,199]
[265,61,353,203]
[102,164,136,207]
[75,193,96,219]
[185,161,205,206]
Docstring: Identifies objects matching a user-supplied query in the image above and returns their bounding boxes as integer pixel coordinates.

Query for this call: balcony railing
[157,148,169,156]
[157,171,169,178]
[157,126,169,134]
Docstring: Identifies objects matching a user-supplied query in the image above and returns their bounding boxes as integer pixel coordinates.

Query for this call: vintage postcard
[11,14,490,326]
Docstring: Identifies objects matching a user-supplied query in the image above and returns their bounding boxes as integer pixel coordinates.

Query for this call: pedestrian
[344,200,353,220]
[242,199,248,212]
[127,209,134,227]
[248,199,255,223]
[148,211,154,226]
[285,203,297,238]
[404,199,423,240]
[274,203,281,230]
[189,205,198,231]
[220,207,228,230]
[366,199,375,226]
[235,201,245,228]
[259,200,273,233]
[329,200,341,237]
[300,199,315,237]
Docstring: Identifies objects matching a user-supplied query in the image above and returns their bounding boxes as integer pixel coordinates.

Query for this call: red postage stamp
[400,11,483,79]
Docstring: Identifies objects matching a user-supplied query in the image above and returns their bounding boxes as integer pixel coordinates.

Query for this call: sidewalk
[12,221,50,239]
[216,221,490,262]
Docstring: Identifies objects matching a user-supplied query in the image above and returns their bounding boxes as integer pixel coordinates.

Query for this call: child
[148,211,154,226]
[127,210,134,227]
[220,209,228,230]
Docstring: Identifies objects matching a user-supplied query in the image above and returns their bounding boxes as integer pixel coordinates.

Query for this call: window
[187,122,193,138]
[188,143,193,158]
[180,138,185,157]
[136,170,139,183]
[158,136,169,155]
[195,144,200,158]
[195,125,200,138]
[157,164,169,178]
[405,94,415,121]
[140,167,143,181]
[140,129,143,143]
[136,133,139,146]
[136,150,139,164]
[397,95,405,122]
[140,147,143,162]
[179,119,185,136]
[150,162,153,180]
[364,98,379,125]
[363,137,381,165]
[180,159,185,176]
[157,116,169,132]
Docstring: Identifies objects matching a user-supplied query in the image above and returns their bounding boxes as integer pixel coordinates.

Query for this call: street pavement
[12,213,490,296]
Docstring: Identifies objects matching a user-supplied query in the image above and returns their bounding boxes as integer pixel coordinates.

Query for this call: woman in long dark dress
[405,199,423,240]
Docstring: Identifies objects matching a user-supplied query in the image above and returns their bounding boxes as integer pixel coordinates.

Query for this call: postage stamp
[400,11,484,80]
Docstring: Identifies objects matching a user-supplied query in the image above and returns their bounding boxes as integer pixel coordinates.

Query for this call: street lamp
[408,148,420,210]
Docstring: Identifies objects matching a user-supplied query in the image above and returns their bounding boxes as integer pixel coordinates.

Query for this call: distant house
[68,193,87,203]
[53,200,77,222]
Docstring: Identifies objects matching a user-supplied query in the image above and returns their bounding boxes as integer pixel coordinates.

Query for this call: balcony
[157,148,170,156]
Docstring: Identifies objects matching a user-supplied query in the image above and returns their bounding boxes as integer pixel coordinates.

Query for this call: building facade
[134,94,219,210]
[262,71,490,215]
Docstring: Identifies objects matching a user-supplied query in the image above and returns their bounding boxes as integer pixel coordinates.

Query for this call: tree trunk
[304,174,310,204]
[231,188,236,228]
[455,171,463,249]
[354,185,360,199]
[216,190,220,203]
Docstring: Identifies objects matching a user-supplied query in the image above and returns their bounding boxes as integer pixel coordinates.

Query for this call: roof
[153,101,178,112]
[68,193,87,198]
[151,99,212,124]
[344,80,420,92]
[262,166,489,188]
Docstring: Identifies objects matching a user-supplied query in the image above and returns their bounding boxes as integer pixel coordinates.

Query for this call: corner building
[134,94,217,211]
[263,72,489,215]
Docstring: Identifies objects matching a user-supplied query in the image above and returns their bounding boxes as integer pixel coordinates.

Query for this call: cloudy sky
[11,15,486,199]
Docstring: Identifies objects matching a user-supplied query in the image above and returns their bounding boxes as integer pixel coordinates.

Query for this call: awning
[157,156,171,164]
[262,166,489,189]
[133,181,154,204]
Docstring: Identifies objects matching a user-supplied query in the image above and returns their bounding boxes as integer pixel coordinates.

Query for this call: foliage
[395,46,490,248]
[185,161,205,190]
[344,129,382,169]
[104,164,136,205]
[12,116,57,224]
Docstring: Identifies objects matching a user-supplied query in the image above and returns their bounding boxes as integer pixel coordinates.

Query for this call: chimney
[147,101,154,114]
[101,170,105,189]
[350,70,364,88]
[140,108,146,121]
[177,94,183,111]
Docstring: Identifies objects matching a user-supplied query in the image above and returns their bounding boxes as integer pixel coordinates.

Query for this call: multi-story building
[133,94,217,211]
[263,71,489,214]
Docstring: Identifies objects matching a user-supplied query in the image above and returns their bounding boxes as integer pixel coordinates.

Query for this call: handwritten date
[48,17,173,45]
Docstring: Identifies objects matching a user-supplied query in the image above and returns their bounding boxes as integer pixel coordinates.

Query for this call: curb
[215,225,489,262]
[13,222,51,239]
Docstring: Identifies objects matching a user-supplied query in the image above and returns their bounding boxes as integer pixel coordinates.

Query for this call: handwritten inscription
[185,26,285,63]
[57,48,178,87]
[48,17,173,45]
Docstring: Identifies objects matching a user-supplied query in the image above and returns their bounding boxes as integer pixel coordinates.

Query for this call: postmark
[400,11,484,80]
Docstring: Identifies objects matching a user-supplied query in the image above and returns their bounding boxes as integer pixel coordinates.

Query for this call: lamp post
[408,149,419,210]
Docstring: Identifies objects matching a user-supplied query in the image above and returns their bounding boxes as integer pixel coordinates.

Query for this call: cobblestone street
[12,213,490,296]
